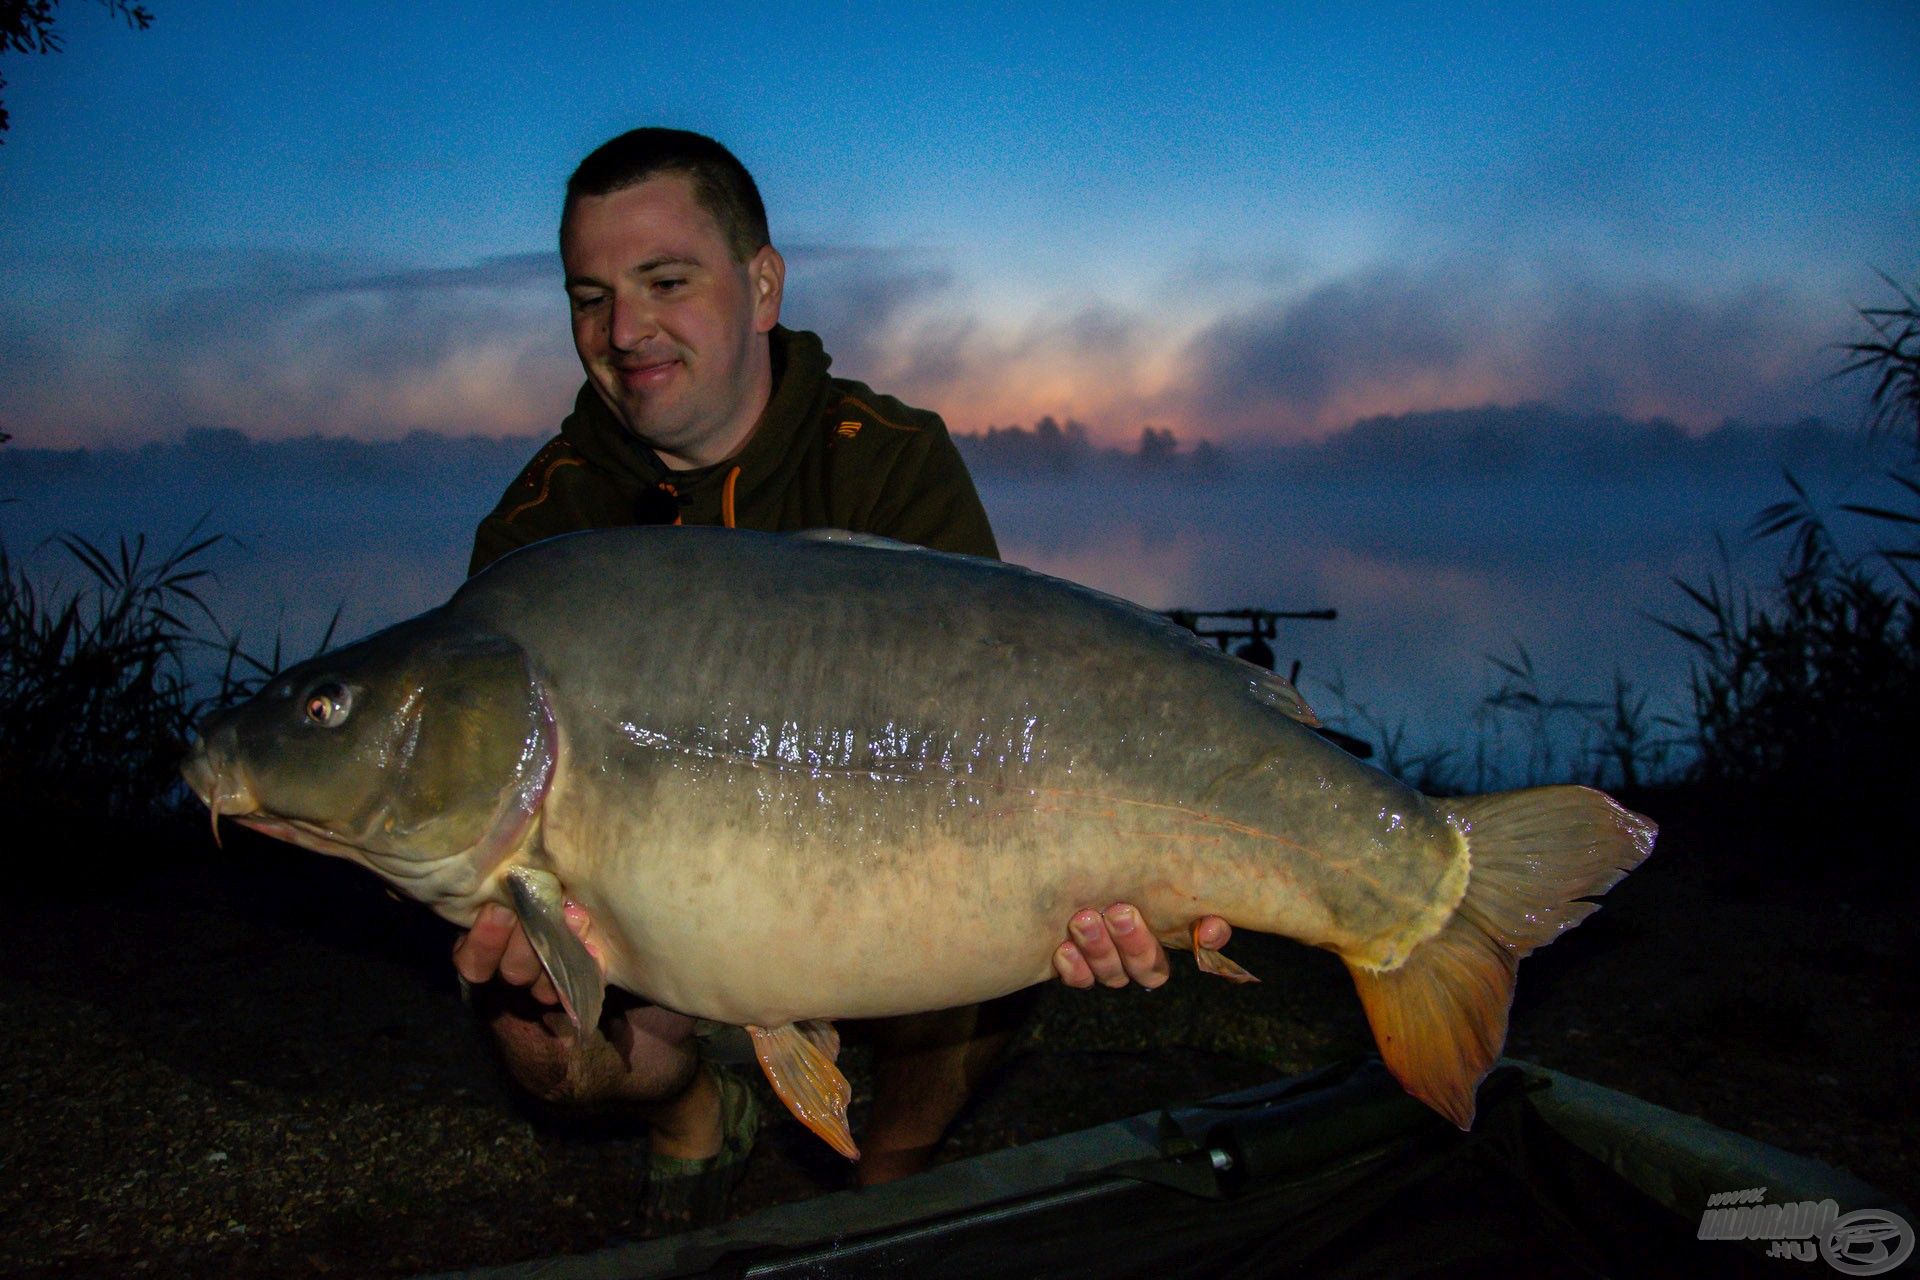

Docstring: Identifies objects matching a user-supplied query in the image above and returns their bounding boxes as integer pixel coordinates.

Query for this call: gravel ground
[3,795,1913,1279]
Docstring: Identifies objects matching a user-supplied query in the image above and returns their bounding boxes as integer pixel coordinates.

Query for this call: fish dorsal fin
[747,1020,858,1159]
[506,866,605,1035]
[1250,667,1320,727]
[793,528,923,552]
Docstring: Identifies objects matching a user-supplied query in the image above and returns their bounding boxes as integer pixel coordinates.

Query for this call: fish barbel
[182,527,1655,1157]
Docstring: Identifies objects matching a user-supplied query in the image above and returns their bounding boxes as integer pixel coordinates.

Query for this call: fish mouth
[180,732,261,849]
[225,813,381,865]
[181,742,376,863]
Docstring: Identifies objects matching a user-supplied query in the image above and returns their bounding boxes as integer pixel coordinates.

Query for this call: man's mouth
[615,357,681,392]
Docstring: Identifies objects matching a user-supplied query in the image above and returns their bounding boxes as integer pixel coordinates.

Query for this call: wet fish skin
[183,526,1654,1150]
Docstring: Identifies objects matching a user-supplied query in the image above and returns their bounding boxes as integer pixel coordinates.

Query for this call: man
[454,128,1231,1220]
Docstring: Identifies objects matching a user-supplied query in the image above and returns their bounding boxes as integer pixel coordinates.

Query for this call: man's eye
[653,278,686,293]
[569,294,606,310]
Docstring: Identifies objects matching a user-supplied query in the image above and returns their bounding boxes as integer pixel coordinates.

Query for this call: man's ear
[750,244,785,333]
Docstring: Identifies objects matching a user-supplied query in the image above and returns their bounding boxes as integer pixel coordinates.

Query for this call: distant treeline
[952,405,1886,479]
[1286,405,1874,481]
[0,407,1888,488]
[952,417,1226,476]
[0,427,543,490]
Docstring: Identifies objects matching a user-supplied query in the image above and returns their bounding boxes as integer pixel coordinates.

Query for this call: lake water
[3,431,1900,788]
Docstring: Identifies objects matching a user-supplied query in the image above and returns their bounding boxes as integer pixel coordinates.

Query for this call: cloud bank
[785,254,1864,444]
[0,242,1870,450]
[0,250,577,446]
[1177,265,1856,440]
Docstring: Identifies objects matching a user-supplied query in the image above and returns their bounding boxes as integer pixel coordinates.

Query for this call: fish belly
[539,725,1464,1026]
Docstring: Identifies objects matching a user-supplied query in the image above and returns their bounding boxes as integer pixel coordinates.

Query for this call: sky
[0,1,1915,450]
[1,2,1916,769]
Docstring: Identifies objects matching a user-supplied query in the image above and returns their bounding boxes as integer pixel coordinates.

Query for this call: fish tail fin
[1345,784,1656,1129]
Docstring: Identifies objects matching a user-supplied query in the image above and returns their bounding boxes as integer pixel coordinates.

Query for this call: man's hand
[453,901,597,1007]
[1053,905,1231,990]
[455,902,709,1129]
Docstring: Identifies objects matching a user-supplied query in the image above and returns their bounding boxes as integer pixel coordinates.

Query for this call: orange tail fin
[1347,784,1655,1128]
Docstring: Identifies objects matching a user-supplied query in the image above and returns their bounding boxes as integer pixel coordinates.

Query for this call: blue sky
[0,1,1915,447]
[3,2,1915,766]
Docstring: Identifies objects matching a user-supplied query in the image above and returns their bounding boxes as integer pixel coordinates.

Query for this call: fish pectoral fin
[505,866,605,1036]
[747,1020,859,1160]
[1191,921,1260,984]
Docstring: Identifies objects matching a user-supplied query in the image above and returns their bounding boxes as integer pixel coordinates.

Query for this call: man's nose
[608,293,657,352]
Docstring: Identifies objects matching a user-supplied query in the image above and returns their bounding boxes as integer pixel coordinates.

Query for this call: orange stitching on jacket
[721,466,741,528]
[503,455,584,525]
[837,394,922,433]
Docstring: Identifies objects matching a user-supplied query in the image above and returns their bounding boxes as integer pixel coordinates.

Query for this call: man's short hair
[563,128,770,263]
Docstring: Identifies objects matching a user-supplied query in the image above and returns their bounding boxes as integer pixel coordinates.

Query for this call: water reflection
[0,441,1878,783]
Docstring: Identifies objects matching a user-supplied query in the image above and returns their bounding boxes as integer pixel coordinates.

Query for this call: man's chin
[608,400,699,455]
[592,380,679,433]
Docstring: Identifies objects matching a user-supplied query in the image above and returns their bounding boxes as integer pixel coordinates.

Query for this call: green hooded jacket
[470,327,998,575]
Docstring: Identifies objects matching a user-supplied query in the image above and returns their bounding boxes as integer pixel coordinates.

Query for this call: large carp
[183,526,1654,1157]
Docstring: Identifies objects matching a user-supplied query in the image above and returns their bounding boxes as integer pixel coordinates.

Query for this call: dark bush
[0,523,298,860]
[1660,275,1920,855]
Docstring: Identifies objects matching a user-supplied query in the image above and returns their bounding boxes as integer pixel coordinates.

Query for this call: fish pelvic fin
[1191,921,1260,984]
[505,867,605,1036]
[747,1020,859,1160]
[1346,784,1656,1130]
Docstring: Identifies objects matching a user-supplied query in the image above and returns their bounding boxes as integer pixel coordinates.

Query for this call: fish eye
[303,682,352,728]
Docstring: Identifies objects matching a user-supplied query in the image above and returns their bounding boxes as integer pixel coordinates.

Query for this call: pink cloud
[0,247,1861,450]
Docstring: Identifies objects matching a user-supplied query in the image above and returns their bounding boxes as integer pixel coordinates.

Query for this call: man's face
[562,173,784,469]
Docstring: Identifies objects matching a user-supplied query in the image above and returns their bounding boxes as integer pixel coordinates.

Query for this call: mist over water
[2,419,1896,784]
[989,471,1757,777]
[0,431,521,666]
